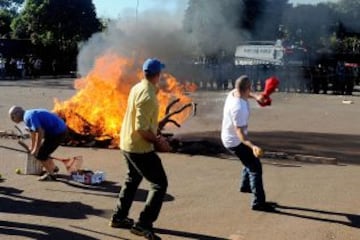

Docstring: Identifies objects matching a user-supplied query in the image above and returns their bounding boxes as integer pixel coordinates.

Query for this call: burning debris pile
[53,53,197,148]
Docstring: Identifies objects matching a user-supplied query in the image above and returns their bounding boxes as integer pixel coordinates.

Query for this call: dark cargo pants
[115,151,168,227]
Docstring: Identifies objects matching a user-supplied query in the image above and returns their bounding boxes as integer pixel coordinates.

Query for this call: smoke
[80,0,354,93]
[77,1,192,77]
[184,0,248,55]
[290,0,339,6]
[77,0,249,82]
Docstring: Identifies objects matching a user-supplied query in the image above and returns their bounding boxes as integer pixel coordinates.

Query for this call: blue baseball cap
[142,58,165,74]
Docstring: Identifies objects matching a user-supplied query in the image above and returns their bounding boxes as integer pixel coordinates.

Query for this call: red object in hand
[258,76,280,107]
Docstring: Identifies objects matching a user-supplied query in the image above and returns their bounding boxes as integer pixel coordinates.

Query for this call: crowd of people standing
[178,61,359,96]
[0,54,61,80]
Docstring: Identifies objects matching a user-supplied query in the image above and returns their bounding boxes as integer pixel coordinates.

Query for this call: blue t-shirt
[24,109,67,136]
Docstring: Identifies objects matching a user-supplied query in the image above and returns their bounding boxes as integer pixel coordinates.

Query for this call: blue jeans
[229,144,266,207]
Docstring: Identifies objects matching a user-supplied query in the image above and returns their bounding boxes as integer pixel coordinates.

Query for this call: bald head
[8,105,25,123]
[235,75,251,93]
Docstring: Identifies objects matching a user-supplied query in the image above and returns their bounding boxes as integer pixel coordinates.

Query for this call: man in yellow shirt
[110,58,169,240]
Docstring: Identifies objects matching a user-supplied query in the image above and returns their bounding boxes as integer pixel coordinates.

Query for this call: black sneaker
[130,223,161,240]
[53,166,60,173]
[109,215,134,229]
[252,202,277,212]
[38,173,57,181]
[240,186,252,193]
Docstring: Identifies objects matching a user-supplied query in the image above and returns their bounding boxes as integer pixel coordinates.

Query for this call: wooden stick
[158,102,196,131]
[17,140,30,152]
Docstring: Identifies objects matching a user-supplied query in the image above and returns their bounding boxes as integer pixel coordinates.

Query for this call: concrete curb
[292,154,338,165]
[264,151,338,165]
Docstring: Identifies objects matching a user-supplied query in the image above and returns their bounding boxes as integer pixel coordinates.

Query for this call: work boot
[130,222,161,240]
[40,166,59,175]
[240,186,252,193]
[252,202,277,212]
[53,166,60,173]
[109,215,134,229]
[38,172,57,181]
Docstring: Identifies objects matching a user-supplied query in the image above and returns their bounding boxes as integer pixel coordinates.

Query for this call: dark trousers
[36,130,67,161]
[115,151,168,227]
[229,144,266,207]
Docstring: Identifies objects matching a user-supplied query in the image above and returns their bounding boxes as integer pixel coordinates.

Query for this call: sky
[92,0,184,19]
[92,0,339,19]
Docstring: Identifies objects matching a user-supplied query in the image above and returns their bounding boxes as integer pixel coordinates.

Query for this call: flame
[53,53,196,146]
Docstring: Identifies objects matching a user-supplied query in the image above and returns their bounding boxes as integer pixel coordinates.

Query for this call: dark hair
[145,71,160,79]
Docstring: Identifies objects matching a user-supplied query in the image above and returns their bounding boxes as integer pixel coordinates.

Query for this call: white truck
[234,40,308,67]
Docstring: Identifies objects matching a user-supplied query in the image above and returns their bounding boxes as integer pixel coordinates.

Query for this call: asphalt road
[0,78,359,240]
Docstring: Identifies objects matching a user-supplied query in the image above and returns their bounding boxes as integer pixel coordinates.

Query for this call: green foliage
[0,10,12,37]
[183,0,292,56]
[0,0,24,14]
[3,0,359,63]
[336,37,360,54]
[283,4,336,49]
[331,0,360,33]
[0,0,24,37]
[12,0,101,57]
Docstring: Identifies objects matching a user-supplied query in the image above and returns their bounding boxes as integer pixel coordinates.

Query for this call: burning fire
[53,53,197,146]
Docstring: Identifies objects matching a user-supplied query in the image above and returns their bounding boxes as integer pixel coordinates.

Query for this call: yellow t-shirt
[120,79,159,153]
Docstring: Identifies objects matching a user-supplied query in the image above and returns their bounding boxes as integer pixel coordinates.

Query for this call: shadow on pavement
[0,144,27,153]
[51,176,175,202]
[0,220,98,240]
[70,225,228,240]
[263,162,302,167]
[71,225,132,240]
[173,131,360,164]
[273,203,360,228]
[0,78,75,90]
[0,186,103,219]
[155,228,229,240]
[0,186,24,195]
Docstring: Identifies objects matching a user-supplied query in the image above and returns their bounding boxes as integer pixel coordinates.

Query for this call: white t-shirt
[221,90,250,148]
[0,59,5,69]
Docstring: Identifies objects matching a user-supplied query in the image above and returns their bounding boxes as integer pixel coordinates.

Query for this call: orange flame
[53,53,196,146]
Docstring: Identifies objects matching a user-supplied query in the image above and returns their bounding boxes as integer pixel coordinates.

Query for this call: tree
[12,0,102,70]
[316,0,360,54]
[332,0,360,32]
[283,4,336,49]
[183,0,291,56]
[0,0,24,37]
[183,0,360,59]
[0,0,24,14]
[0,10,12,37]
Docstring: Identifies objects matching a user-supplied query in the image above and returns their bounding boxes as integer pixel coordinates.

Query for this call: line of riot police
[168,57,359,95]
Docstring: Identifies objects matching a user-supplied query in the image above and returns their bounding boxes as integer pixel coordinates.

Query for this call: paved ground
[0,78,359,240]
